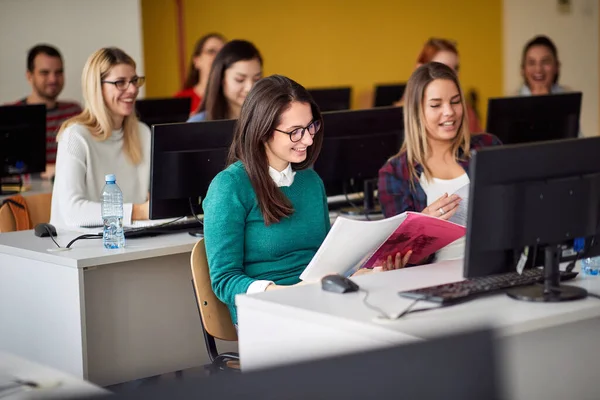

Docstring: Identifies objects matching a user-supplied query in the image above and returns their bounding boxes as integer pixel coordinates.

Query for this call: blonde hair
[58,47,142,164]
[400,62,471,184]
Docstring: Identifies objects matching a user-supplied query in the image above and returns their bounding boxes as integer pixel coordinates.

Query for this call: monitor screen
[307,87,351,112]
[373,83,406,107]
[465,136,600,279]
[136,98,192,127]
[485,93,581,145]
[149,119,236,219]
[314,107,404,198]
[0,104,46,178]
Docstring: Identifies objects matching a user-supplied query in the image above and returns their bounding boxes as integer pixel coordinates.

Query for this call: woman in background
[519,35,567,96]
[187,40,263,122]
[50,47,150,229]
[174,33,226,114]
[379,62,501,262]
[397,38,483,133]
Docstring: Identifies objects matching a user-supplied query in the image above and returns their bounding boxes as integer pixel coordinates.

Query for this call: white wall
[503,0,599,137]
[0,0,145,105]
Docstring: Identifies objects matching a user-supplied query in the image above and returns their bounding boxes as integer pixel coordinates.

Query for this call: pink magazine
[362,212,466,268]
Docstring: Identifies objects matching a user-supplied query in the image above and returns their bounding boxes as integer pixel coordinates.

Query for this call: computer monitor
[136,98,191,127]
[314,106,404,213]
[485,92,581,144]
[465,137,600,302]
[149,119,236,219]
[373,83,406,107]
[0,104,46,191]
[97,328,500,400]
[307,87,351,111]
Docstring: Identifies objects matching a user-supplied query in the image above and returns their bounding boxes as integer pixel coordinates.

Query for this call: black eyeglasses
[101,76,146,91]
[274,120,321,142]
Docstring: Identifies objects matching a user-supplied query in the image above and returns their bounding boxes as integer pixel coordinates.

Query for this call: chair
[190,240,240,374]
[0,193,52,233]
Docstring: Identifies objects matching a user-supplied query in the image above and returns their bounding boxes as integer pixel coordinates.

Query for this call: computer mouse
[34,223,57,238]
[321,274,360,294]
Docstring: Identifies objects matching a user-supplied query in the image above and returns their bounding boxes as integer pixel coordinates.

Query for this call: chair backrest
[190,240,238,342]
[0,193,52,233]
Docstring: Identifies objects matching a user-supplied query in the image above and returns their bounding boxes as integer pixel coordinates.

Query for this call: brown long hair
[197,40,263,120]
[400,62,471,184]
[228,75,323,225]
[183,33,225,90]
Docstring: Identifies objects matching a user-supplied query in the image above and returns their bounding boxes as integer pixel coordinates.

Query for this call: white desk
[237,261,600,400]
[0,350,108,399]
[0,230,235,387]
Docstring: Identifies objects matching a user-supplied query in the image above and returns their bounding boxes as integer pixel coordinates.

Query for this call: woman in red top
[174,33,226,114]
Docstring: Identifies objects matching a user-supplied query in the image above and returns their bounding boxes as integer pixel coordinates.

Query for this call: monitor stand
[506,244,588,302]
[188,229,204,238]
[340,179,381,217]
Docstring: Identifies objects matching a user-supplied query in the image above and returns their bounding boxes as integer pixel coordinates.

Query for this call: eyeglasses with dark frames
[101,76,146,91]
[274,119,321,143]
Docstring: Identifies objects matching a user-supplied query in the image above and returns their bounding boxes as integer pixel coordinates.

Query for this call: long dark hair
[183,33,225,90]
[228,75,324,225]
[521,35,560,85]
[197,40,263,120]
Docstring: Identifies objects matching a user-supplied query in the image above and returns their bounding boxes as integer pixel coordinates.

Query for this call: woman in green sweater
[203,75,409,325]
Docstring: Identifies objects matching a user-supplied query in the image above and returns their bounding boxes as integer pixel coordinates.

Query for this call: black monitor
[314,106,404,213]
[307,87,351,111]
[136,98,191,127]
[465,137,600,302]
[373,83,406,107]
[485,92,581,145]
[98,328,500,400]
[0,104,46,192]
[149,119,236,219]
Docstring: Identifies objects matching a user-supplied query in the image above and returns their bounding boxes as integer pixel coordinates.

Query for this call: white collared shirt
[267,163,296,187]
[246,163,295,294]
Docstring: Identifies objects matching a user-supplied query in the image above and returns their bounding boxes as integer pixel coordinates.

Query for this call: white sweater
[50,122,151,229]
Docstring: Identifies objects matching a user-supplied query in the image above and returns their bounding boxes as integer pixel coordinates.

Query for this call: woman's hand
[132,199,150,221]
[422,193,461,221]
[352,250,413,277]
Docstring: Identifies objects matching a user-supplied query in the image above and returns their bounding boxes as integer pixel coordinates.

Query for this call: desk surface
[238,260,600,340]
[0,229,199,269]
[0,351,107,399]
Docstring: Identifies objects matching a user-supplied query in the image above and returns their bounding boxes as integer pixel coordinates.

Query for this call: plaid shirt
[378,133,502,218]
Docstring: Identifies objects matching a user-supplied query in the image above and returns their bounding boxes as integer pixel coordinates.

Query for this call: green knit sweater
[203,161,330,324]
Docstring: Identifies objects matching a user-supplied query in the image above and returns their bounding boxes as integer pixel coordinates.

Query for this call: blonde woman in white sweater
[50,47,150,229]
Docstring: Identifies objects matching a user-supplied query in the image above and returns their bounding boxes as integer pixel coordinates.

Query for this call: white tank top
[419,173,469,262]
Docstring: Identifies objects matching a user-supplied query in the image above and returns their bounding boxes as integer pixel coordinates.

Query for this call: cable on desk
[359,289,423,320]
[44,226,61,249]
[188,197,204,227]
[66,234,103,248]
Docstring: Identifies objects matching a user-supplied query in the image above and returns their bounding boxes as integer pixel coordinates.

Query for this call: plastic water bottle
[101,174,125,249]
[582,256,600,276]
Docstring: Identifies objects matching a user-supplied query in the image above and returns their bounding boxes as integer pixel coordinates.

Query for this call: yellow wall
[142,0,502,122]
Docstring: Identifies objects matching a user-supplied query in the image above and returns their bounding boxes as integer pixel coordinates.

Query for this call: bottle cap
[105,174,116,183]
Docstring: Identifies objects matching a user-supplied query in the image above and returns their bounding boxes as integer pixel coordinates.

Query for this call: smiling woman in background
[187,40,263,122]
[50,47,151,229]
[174,33,226,114]
[518,35,568,96]
[396,38,483,134]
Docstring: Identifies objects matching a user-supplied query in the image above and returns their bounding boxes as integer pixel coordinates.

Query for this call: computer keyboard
[123,218,203,239]
[398,269,579,304]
